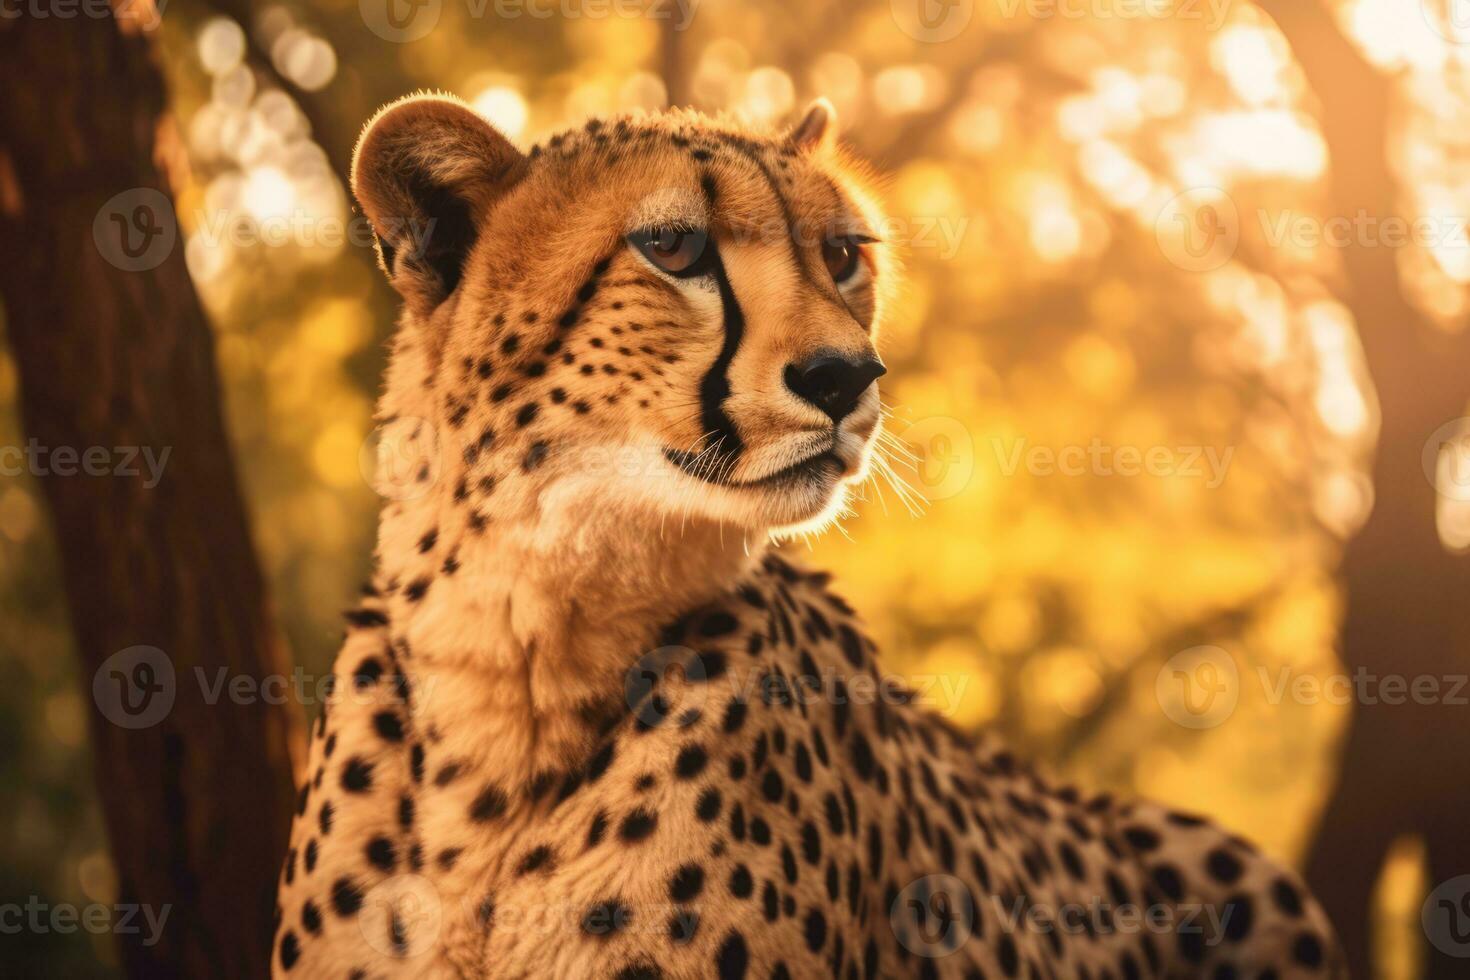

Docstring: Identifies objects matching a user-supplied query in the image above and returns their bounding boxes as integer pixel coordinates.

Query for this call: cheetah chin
[273,93,1347,980]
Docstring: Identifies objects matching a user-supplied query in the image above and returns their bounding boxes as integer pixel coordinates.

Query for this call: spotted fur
[273,95,1344,979]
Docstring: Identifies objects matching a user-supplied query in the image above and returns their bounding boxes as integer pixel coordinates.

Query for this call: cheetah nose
[784,355,886,424]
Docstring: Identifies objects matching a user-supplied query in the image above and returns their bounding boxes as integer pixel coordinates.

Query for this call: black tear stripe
[698,173,745,463]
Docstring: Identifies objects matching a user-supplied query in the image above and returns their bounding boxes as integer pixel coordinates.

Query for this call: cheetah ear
[352,94,529,318]
[789,98,837,152]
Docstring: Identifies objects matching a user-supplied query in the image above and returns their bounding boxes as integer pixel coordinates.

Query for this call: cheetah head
[354,94,893,539]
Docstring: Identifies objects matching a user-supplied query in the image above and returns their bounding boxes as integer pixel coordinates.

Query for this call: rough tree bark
[1256,3,1470,976]
[0,7,302,978]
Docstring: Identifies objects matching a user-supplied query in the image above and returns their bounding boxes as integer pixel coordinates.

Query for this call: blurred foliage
[6,0,1469,973]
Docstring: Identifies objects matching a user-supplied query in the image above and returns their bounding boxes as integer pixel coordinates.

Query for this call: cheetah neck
[372,443,761,790]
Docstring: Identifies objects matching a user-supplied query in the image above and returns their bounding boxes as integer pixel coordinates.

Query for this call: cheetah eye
[822,236,868,284]
[628,227,713,278]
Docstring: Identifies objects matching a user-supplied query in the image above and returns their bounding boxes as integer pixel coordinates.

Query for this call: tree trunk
[1255,3,1470,976]
[0,9,303,978]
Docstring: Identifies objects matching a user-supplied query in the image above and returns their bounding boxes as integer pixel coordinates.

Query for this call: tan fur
[273,97,1343,979]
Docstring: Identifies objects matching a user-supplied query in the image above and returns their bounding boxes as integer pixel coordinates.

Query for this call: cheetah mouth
[663,446,846,489]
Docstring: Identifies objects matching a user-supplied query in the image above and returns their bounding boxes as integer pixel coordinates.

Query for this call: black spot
[410,744,425,783]
[701,612,738,636]
[801,822,822,865]
[372,711,404,742]
[670,864,705,902]
[279,931,300,970]
[523,441,550,471]
[676,744,709,780]
[998,933,1019,976]
[1123,826,1161,851]
[696,788,722,822]
[345,608,388,629]
[353,658,384,688]
[341,758,373,793]
[804,908,827,952]
[717,931,749,979]
[794,742,813,782]
[824,794,845,836]
[516,403,540,427]
[668,911,699,946]
[587,742,616,782]
[1292,932,1324,968]
[470,784,509,822]
[582,900,632,936]
[620,809,658,842]
[1271,877,1304,917]
[849,733,875,782]
[517,845,555,875]
[1207,847,1244,884]
[301,900,322,935]
[318,801,334,835]
[694,650,727,680]
[331,877,364,917]
[1177,926,1206,964]
[366,836,396,871]
[729,864,754,898]
[1222,894,1254,942]
[588,810,609,847]
[1151,864,1184,902]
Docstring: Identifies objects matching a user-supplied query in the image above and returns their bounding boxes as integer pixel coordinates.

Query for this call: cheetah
[273,93,1346,979]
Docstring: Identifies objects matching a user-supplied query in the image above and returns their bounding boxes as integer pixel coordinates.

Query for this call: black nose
[784,355,886,423]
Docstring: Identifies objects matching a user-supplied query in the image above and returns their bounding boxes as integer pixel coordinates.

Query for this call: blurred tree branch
[1255,3,1470,975]
[0,10,302,978]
